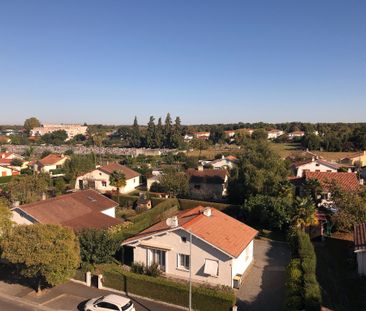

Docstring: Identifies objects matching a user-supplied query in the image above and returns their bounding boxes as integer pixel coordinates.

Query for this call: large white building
[75,163,141,194]
[30,124,88,140]
[123,206,258,288]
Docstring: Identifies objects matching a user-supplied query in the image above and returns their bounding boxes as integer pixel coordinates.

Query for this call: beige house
[123,206,258,288]
[75,162,141,194]
[354,223,366,276]
[340,151,366,167]
[35,154,69,175]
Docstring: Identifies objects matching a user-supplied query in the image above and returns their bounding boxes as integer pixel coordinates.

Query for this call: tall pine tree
[146,116,156,148]
[131,116,141,147]
[172,116,183,148]
[156,117,164,148]
[164,113,173,148]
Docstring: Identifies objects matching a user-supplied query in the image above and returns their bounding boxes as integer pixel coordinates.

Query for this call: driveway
[236,239,290,311]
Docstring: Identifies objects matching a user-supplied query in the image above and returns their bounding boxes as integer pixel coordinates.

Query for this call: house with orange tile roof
[75,162,141,194]
[35,153,69,175]
[11,189,122,230]
[122,206,258,288]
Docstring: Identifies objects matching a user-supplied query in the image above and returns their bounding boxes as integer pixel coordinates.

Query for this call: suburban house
[0,165,19,177]
[30,123,88,140]
[183,134,194,141]
[291,158,345,177]
[122,206,258,288]
[75,162,141,194]
[193,132,210,140]
[267,129,284,139]
[288,131,305,139]
[340,151,366,167]
[205,155,239,170]
[354,223,366,276]
[11,189,122,230]
[300,171,361,207]
[187,167,228,201]
[0,152,26,173]
[35,154,69,175]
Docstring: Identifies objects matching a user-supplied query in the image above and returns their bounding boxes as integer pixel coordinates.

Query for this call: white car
[84,294,135,311]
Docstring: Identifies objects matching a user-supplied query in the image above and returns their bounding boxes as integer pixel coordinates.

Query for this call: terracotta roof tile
[354,223,366,251]
[304,171,360,192]
[123,206,258,258]
[98,163,140,180]
[187,168,227,184]
[39,154,65,166]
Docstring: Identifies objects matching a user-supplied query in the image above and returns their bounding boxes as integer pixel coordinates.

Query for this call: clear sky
[0,0,365,125]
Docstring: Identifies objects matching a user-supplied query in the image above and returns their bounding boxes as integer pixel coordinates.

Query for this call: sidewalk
[0,280,184,311]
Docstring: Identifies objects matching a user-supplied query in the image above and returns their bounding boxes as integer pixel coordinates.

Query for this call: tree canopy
[24,117,41,134]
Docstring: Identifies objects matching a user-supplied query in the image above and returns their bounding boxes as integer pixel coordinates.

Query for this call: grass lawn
[315,236,366,310]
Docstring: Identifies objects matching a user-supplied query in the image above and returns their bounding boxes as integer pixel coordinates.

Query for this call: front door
[79,180,84,190]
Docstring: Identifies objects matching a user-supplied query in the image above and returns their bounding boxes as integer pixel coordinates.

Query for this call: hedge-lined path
[0,280,185,311]
[236,239,290,311]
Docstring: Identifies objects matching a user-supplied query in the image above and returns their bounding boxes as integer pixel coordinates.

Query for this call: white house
[267,129,284,139]
[207,155,239,170]
[0,165,18,177]
[288,131,305,139]
[292,158,343,177]
[354,223,366,276]
[122,206,258,288]
[11,190,121,230]
[75,162,141,194]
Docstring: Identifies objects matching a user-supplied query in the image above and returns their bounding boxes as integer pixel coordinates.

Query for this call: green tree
[8,174,50,204]
[171,116,184,148]
[10,158,23,167]
[164,113,173,147]
[109,170,126,195]
[24,117,41,134]
[155,117,164,148]
[131,116,141,147]
[158,167,189,197]
[146,116,156,148]
[41,130,68,145]
[0,198,12,240]
[78,229,119,265]
[1,224,80,292]
[251,129,268,140]
[290,197,318,231]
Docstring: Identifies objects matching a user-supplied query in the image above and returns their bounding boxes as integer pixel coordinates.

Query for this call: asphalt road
[0,295,45,311]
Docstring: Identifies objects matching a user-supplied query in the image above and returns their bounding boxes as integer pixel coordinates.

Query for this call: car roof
[102,294,131,306]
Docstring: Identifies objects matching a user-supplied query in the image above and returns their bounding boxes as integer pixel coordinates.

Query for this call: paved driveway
[236,239,290,311]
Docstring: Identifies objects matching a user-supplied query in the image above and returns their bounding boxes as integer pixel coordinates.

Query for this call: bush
[99,263,235,311]
[130,262,144,275]
[145,263,161,277]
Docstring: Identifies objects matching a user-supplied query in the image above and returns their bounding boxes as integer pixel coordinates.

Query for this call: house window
[194,184,201,190]
[181,236,187,243]
[147,249,166,270]
[102,181,107,187]
[177,254,190,270]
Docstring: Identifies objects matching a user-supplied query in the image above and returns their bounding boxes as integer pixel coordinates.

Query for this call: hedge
[0,176,12,184]
[178,199,241,217]
[73,269,86,282]
[284,229,322,311]
[99,264,235,311]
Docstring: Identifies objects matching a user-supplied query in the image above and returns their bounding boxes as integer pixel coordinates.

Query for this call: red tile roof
[354,223,366,251]
[304,171,360,192]
[187,168,227,184]
[123,206,258,258]
[17,190,121,230]
[98,163,140,180]
[39,154,66,166]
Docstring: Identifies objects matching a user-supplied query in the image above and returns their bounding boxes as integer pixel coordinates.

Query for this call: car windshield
[94,296,105,304]
[122,301,133,311]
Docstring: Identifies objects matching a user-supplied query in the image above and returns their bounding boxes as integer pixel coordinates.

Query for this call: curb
[0,290,54,311]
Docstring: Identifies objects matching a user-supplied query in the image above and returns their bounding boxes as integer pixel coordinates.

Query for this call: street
[0,294,49,311]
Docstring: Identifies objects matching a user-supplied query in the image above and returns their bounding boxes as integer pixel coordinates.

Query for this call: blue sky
[0,0,365,125]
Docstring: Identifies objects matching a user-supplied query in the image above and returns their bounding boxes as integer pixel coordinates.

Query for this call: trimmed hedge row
[99,264,236,311]
[285,230,322,311]
[178,199,241,217]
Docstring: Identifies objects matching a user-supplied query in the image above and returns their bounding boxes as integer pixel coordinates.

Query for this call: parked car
[84,294,135,311]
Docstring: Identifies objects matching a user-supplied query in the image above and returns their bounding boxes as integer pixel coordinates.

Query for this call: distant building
[187,167,228,201]
[206,155,239,170]
[288,131,305,139]
[193,132,211,140]
[291,158,346,177]
[0,165,19,177]
[30,124,88,140]
[75,162,141,194]
[35,154,69,176]
[267,129,284,139]
[11,190,121,230]
[340,151,366,167]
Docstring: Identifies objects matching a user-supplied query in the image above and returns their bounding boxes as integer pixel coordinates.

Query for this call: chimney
[203,207,212,217]
[197,165,204,171]
[12,201,20,209]
[360,179,364,186]
[166,216,179,228]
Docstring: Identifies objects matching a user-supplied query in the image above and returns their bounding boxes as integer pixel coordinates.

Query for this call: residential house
[75,162,141,194]
[0,165,19,177]
[183,134,194,141]
[267,129,284,139]
[354,223,366,276]
[288,131,305,139]
[11,189,122,230]
[122,206,258,288]
[340,151,366,167]
[187,167,228,201]
[30,124,88,140]
[35,154,69,175]
[292,158,344,177]
[224,130,236,138]
[193,132,210,140]
[206,155,239,170]
[0,152,27,172]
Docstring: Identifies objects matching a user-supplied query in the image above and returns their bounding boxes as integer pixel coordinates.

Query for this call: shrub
[99,263,235,311]
[131,262,144,275]
[145,263,161,277]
